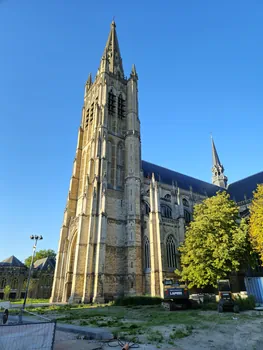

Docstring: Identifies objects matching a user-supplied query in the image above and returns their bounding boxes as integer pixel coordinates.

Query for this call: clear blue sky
[0,1,262,262]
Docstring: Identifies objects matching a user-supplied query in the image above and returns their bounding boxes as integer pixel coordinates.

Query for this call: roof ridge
[228,170,263,187]
[142,160,221,188]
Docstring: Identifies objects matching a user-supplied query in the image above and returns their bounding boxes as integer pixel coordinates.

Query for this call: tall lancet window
[12,278,18,289]
[85,109,90,129]
[118,94,125,119]
[144,236,150,270]
[107,141,113,186]
[116,142,124,188]
[161,205,172,218]
[184,210,191,225]
[117,94,126,135]
[166,235,177,269]
[108,89,116,115]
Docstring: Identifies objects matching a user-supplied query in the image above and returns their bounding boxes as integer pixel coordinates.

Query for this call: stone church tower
[52,21,257,304]
[51,21,142,303]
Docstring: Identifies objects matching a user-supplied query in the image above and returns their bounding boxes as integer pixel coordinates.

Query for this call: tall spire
[211,136,227,188]
[211,135,222,169]
[100,21,124,78]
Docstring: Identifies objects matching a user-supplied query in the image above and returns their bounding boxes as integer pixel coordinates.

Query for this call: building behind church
[0,255,55,300]
[51,22,263,304]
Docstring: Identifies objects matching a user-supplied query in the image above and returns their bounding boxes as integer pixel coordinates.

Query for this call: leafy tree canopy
[176,191,251,288]
[24,249,56,268]
[249,184,263,264]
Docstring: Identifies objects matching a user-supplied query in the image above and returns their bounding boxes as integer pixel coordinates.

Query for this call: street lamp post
[22,235,43,310]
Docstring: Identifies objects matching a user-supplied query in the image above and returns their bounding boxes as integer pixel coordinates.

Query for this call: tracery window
[183,198,189,207]
[161,205,172,218]
[12,278,18,289]
[144,237,150,269]
[164,194,171,201]
[108,89,116,115]
[184,210,191,224]
[166,235,177,269]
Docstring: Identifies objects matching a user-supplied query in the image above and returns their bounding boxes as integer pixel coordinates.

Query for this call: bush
[234,295,255,311]
[113,296,163,306]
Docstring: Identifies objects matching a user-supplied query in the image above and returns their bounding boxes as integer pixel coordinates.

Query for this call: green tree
[4,285,11,300]
[24,249,56,268]
[176,191,251,288]
[249,184,263,264]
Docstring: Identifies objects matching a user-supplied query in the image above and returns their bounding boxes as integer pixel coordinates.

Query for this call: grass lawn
[17,303,262,347]
[11,298,50,304]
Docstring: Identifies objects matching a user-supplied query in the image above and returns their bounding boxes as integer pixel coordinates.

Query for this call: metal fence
[0,309,56,350]
[244,277,263,304]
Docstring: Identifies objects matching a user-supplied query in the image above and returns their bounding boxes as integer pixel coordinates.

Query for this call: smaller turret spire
[211,136,227,188]
[130,64,138,80]
[87,73,92,86]
[211,135,222,170]
[84,73,92,97]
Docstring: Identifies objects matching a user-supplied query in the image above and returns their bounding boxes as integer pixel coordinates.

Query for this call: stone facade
[51,21,263,303]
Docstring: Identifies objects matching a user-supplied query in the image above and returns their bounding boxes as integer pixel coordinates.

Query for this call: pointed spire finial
[87,73,92,86]
[130,64,138,79]
[211,135,221,167]
[84,73,93,97]
[210,135,227,188]
[100,20,124,77]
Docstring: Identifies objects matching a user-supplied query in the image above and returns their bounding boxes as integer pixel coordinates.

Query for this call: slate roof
[227,171,263,202]
[142,161,263,202]
[0,255,25,267]
[33,257,56,271]
[142,160,222,197]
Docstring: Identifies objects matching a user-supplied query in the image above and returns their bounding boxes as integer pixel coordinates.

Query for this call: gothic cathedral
[51,22,263,303]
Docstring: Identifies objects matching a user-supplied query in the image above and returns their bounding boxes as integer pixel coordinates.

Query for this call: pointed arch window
[144,237,150,269]
[164,194,171,201]
[184,210,191,224]
[117,142,124,188]
[85,109,90,129]
[12,278,18,289]
[161,205,172,218]
[1,278,6,289]
[166,235,177,269]
[183,198,189,207]
[118,94,125,119]
[107,141,113,186]
[108,89,116,115]
[90,102,94,122]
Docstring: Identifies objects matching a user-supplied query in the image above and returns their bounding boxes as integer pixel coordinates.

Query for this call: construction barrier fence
[0,319,56,350]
